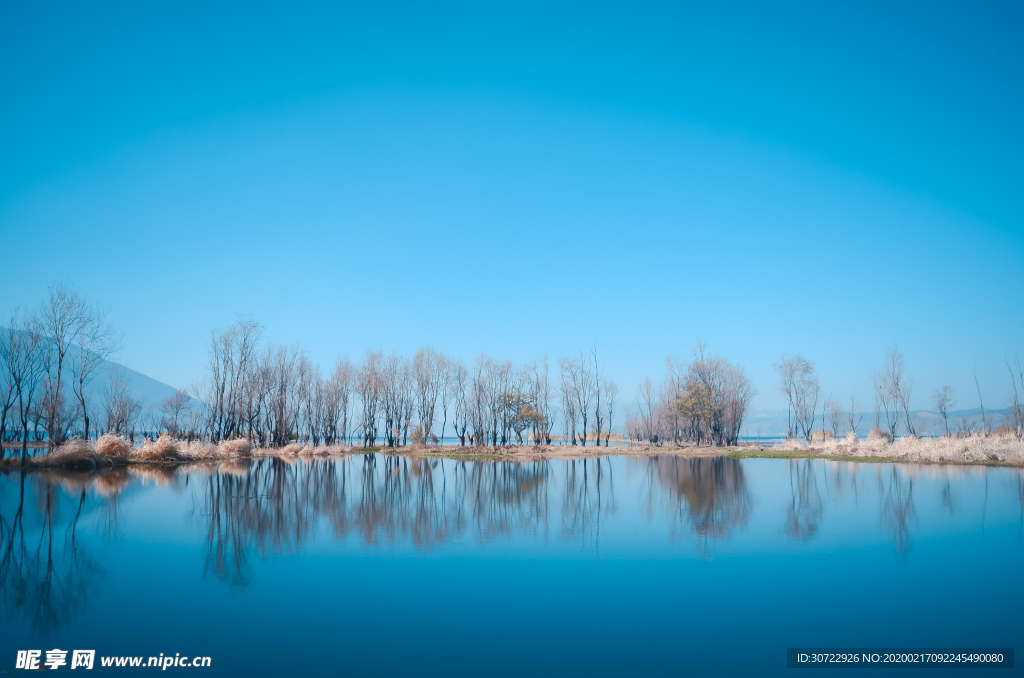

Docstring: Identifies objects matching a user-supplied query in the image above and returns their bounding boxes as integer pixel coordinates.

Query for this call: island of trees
[2,283,1022,468]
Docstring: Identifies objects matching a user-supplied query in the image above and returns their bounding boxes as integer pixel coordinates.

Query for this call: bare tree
[356,351,383,447]
[874,363,900,441]
[774,355,816,440]
[719,360,754,446]
[103,370,141,438]
[70,303,119,440]
[603,380,618,446]
[326,357,352,445]
[932,386,955,437]
[0,323,19,449]
[38,283,89,447]
[826,398,843,439]
[973,363,987,435]
[159,389,191,437]
[846,397,863,437]
[4,312,45,464]
[434,354,452,445]
[449,360,469,445]
[591,348,602,447]
[413,347,443,444]
[559,357,579,445]
[775,355,818,442]
[877,347,914,438]
[635,376,657,444]
[1007,357,1023,441]
[568,352,595,446]
[531,358,553,445]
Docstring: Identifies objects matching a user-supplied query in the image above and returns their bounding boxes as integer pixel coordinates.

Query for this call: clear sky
[1,0,1021,413]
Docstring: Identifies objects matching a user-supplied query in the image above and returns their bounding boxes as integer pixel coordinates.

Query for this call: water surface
[2,455,1021,676]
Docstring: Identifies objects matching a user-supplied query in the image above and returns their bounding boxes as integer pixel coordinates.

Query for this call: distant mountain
[742,407,1012,438]
[2,327,192,416]
[87,360,189,412]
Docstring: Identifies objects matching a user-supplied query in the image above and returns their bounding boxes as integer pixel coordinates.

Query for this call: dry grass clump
[217,438,252,457]
[95,434,132,457]
[867,428,891,441]
[48,436,127,468]
[178,441,219,459]
[136,435,184,461]
[781,432,1024,465]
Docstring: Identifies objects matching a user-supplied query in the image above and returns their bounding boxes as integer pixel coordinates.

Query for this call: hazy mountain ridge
[3,327,189,416]
[742,407,1012,438]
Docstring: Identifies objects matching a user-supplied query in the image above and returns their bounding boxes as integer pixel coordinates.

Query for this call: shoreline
[2,436,1022,472]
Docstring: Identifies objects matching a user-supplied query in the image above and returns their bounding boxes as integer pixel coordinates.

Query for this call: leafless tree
[932,386,955,437]
[3,312,45,463]
[774,355,816,440]
[159,389,191,437]
[1007,357,1023,441]
[103,370,141,438]
[775,354,819,442]
[635,376,658,444]
[70,302,119,440]
[413,347,443,444]
[876,347,914,438]
[326,357,352,445]
[591,348,603,447]
[203,319,262,442]
[603,380,618,446]
[38,283,89,447]
[0,323,19,448]
[718,359,754,446]
[559,358,580,445]
[531,358,553,445]
[874,373,899,441]
[973,363,987,435]
[846,397,863,437]
[434,354,452,445]
[449,359,469,445]
[826,398,843,439]
[356,351,383,447]
[560,352,595,446]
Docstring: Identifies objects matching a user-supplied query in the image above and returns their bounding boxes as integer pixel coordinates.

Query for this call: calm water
[2,455,1022,676]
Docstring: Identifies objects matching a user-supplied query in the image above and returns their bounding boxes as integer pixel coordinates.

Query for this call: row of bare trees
[1,284,119,461]
[624,341,754,447]
[774,347,1024,442]
[195,322,624,448]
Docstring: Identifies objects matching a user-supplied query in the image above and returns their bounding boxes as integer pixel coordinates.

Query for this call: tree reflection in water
[200,455,554,584]
[785,459,823,541]
[645,456,751,556]
[561,458,615,549]
[0,471,101,632]
[878,465,915,554]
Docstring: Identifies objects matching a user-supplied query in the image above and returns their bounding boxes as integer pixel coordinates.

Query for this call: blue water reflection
[2,455,1021,676]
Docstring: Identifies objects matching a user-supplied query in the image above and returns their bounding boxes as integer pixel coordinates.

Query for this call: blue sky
[1,0,1021,413]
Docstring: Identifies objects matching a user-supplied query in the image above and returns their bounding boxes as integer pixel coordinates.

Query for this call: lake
[2,455,1021,676]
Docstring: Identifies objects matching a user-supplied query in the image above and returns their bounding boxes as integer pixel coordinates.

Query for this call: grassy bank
[728,433,1024,467]
[728,450,906,464]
